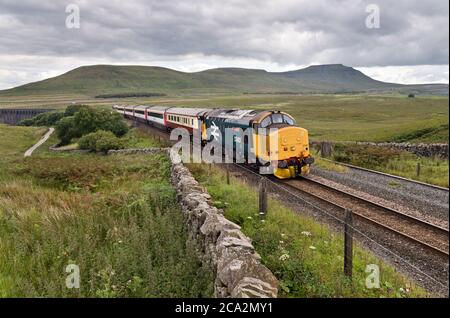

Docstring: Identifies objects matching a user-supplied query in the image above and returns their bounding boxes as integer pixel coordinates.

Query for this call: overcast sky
[0,0,448,90]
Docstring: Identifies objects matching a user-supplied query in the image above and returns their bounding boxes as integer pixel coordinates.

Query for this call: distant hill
[0,64,448,96]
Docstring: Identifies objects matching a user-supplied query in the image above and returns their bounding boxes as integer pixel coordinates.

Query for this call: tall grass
[0,125,213,297]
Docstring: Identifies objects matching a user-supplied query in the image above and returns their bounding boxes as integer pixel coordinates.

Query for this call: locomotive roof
[206,109,272,125]
[166,107,210,117]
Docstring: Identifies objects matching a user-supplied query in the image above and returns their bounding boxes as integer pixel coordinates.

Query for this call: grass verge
[329,144,449,188]
[189,164,428,298]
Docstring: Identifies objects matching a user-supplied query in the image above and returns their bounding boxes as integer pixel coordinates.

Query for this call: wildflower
[309,245,316,250]
[279,240,284,244]
[279,254,290,261]
[281,233,287,238]
[301,231,311,236]
[247,216,253,220]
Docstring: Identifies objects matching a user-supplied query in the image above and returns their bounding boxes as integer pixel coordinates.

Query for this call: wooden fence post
[321,141,332,158]
[259,178,267,217]
[416,162,421,177]
[226,165,230,185]
[344,209,353,278]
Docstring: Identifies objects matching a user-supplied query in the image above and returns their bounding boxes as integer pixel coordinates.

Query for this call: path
[24,127,55,157]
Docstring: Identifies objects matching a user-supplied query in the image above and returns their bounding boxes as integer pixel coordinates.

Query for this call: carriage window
[272,113,283,124]
[260,116,272,128]
[283,115,295,125]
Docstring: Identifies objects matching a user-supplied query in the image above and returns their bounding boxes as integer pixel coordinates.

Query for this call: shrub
[95,134,124,153]
[78,131,98,151]
[333,143,403,167]
[18,118,34,126]
[55,116,78,145]
[19,111,64,126]
[64,104,89,117]
[72,108,129,138]
[95,92,166,98]
[56,107,129,145]
[78,130,124,153]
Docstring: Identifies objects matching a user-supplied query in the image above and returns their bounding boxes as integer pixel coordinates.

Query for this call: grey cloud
[0,0,448,70]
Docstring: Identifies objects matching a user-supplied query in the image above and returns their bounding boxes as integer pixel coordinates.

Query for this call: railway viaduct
[0,108,52,125]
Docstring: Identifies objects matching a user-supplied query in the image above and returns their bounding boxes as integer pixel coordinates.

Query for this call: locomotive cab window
[260,116,272,128]
[272,113,283,124]
[283,115,295,125]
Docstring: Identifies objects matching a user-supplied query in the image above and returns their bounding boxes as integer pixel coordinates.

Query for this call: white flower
[279,240,284,244]
[309,245,316,250]
[301,231,312,236]
[281,233,287,238]
[279,254,290,261]
[247,216,253,220]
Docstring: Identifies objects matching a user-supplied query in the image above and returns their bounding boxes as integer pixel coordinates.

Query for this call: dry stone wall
[311,141,448,159]
[108,147,279,298]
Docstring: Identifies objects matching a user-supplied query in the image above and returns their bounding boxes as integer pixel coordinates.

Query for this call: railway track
[279,176,449,258]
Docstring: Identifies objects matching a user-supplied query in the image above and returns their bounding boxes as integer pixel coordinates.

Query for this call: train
[113,104,314,179]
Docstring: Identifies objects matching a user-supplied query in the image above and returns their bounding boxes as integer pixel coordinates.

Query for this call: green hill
[0,64,448,96]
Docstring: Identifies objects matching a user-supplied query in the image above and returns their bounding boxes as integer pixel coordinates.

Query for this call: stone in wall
[108,148,170,155]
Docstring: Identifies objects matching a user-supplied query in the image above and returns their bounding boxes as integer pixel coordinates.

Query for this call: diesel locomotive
[113,105,314,179]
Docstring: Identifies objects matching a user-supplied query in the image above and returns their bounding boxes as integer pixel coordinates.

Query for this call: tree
[19,111,64,126]
[56,116,78,145]
[56,107,129,145]
[64,104,89,117]
[78,130,124,153]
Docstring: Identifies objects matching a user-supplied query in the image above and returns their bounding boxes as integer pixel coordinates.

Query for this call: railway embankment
[108,148,279,298]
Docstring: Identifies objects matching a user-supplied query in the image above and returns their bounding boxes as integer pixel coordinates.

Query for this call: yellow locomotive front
[253,111,314,179]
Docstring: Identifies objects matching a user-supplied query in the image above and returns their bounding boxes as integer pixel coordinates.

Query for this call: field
[0,124,213,297]
[189,164,428,298]
[1,94,448,143]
